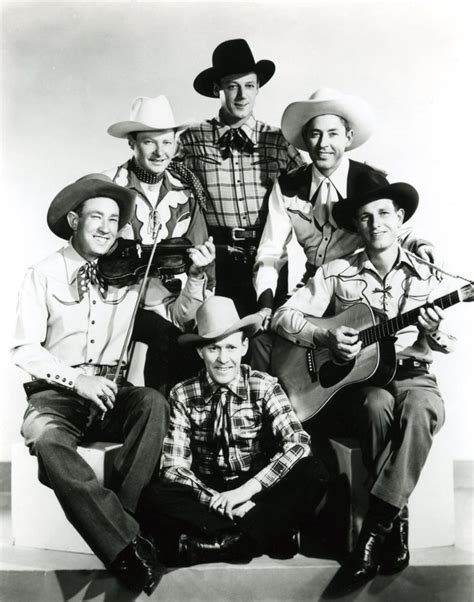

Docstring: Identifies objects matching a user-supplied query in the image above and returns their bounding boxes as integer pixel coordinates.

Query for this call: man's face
[69,197,119,261]
[216,72,259,124]
[303,114,353,176]
[197,331,248,386]
[131,130,176,175]
[355,198,404,252]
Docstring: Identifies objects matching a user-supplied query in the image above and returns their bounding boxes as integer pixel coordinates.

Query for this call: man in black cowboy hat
[138,296,328,566]
[272,174,456,593]
[178,38,304,323]
[11,175,215,595]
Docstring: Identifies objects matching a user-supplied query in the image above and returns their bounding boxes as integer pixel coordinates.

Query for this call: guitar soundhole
[319,359,355,388]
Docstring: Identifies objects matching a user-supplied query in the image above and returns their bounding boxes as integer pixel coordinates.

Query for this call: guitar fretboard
[359,290,461,347]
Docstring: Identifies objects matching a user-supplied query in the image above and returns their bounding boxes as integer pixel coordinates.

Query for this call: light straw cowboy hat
[107,95,190,139]
[47,174,136,239]
[281,87,375,152]
[178,297,263,346]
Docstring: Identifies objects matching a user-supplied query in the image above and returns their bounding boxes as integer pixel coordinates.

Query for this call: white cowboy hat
[178,296,263,346]
[107,95,189,139]
[281,87,375,152]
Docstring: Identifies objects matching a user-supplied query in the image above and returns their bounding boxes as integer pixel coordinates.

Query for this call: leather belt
[208,226,261,245]
[396,358,430,371]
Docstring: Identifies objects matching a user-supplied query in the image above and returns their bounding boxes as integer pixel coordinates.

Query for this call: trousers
[138,457,328,560]
[21,384,169,565]
[309,370,445,509]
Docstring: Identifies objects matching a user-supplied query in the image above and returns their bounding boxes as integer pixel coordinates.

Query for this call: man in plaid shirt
[178,39,305,319]
[138,297,328,565]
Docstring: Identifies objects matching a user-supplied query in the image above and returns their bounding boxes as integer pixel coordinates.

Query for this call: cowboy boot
[109,533,165,596]
[379,506,410,574]
[178,529,254,566]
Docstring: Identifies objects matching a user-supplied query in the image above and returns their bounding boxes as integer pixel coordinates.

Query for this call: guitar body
[271,303,397,422]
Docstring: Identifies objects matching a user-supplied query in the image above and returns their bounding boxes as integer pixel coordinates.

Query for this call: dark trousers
[307,370,445,510]
[133,309,203,395]
[138,457,328,561]
[21,384,169,565]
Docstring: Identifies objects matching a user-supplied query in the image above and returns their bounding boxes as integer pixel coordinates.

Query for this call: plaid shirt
[178,114,305,229]
[161,365,311,505]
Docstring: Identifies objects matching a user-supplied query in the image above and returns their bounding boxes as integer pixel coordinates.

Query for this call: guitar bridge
[306,349,318,383]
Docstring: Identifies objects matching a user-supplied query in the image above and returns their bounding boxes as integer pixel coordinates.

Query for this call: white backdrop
[1,0,473,465]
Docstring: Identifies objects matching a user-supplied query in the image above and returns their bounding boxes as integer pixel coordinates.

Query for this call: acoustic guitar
[271,284,473,422]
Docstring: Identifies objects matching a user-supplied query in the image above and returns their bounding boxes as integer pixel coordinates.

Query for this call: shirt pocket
[232,403,262,441]
[250,157,281,186]
[191,406,213,436]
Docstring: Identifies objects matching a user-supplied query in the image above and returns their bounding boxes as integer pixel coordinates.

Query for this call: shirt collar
[213,112,257,147]
[310,155,350,200]
[202,365,250,401]
[356,245,423,278]
[62,242,93,285]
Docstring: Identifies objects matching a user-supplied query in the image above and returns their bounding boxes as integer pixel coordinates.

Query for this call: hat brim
[193,60,276,98]
[47,176,136,239]
[281,96,374,151]
[107,120,190,139]
[178,313,263,346]
[332,182,419,232]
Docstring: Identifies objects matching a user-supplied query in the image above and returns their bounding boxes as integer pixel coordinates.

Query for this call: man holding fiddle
[11,174,215,596]
[104,94,212,392]
[272,172,455,594]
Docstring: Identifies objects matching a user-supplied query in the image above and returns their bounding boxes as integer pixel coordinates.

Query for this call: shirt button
[91,339,95,344]
[55,375,59,379]
[88,359,93,363]
[46,373,51,378]
[91,320,95,325]
[68,381,73,385]
[92,300,97,305]
[62,378,66,382]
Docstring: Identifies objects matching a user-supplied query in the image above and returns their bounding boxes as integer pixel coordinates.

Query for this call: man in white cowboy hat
[11,174,215,595]
[178,38,305,320]
[105,94,213,392]
[254,88,435,315]
[137,296,328,566]
[272,173,455,594]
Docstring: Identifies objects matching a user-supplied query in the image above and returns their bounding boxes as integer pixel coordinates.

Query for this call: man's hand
[232,500,256,519]
[257,307,272,331]
[415,244,443,280]
[188,236,216,277]
[418,305,444,335]
[209,478,262,520]
[323,325,362,363]
[74,374,118,413]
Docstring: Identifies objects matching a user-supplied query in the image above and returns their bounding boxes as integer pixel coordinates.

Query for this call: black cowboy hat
[333,171,419,232]
[47,174,136,240]
[193,39,276,98]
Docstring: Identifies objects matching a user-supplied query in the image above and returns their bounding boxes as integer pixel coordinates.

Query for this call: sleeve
[160,388,218,506]
[143,273,208,331]
[271,265,335,346]
[397,225,432,255]
[185,194,216,291]
[251,381,311,489]
[253,179,294,306]
[423,276,457,354]
[11,268,83,388]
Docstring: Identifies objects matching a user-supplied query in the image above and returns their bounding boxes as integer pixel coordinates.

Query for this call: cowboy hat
[193,38,275,98]
[107,95,189,139]
[332,170,419,232]
[47,173,136,239]
[178,296,263,346]
[281,88,375,152]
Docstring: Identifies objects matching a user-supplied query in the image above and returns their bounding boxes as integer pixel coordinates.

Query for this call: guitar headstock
[460,283,474,303]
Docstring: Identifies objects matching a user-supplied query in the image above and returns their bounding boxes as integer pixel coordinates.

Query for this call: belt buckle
[232,227,246,242]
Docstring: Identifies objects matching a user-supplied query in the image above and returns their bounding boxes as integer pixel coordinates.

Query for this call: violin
[97,237,244,287]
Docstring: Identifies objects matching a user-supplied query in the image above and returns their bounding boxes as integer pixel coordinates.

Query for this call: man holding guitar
[272,171,458,593]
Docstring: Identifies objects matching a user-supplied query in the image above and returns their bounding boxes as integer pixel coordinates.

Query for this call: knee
[24,424,63,456]
[361,388,394,422]
[401,393,444,433]
[134,387,170,422]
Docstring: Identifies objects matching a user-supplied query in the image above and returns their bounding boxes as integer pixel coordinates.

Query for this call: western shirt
[161,365,311,505]
[11,242,208,388]
[272,246,456,363]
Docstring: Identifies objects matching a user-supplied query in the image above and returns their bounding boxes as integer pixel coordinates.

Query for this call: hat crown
[196,297,241,338]
[128,95,176,131]
[307,87,345,103]
[352,170,389,198]
[212,38,255,72]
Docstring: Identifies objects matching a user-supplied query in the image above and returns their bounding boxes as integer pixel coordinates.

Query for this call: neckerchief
[76,262,108,301]
[129,157,164,185]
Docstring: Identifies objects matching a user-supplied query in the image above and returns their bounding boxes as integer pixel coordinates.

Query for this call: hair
[302,114,352,140]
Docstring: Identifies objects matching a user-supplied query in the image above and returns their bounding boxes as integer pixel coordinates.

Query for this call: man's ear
[345,128,354,149]
[241,336,249,356]
[212,82,220,98]
[67,211,79,232]
[196,347,204,360]
[128,135,135,151]
[396,207,405,226]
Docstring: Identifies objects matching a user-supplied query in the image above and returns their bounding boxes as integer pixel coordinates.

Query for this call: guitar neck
[360,289,463,347]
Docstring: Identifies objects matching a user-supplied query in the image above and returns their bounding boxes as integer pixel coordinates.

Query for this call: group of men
[11,38,456,597]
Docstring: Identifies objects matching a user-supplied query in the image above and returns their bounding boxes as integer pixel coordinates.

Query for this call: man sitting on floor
[138,296,328,565]
[272,171,456,593]
[11,174,215,595]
